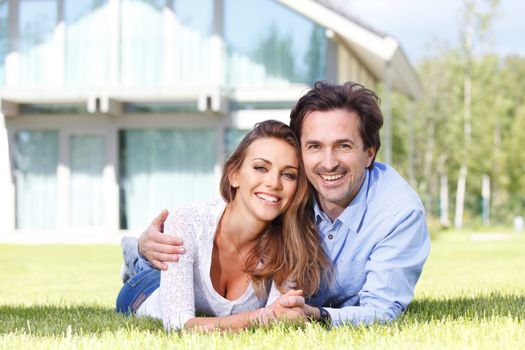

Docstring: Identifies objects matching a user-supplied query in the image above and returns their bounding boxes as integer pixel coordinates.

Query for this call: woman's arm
[183,290,308,332]
[160,209,197,330]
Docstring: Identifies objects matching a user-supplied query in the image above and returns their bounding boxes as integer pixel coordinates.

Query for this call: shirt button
[328,234,334,240]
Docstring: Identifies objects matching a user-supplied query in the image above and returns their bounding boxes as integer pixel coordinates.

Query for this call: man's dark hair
[289,81,383,166]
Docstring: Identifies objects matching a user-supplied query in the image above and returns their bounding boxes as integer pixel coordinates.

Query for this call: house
[0,0,421,239]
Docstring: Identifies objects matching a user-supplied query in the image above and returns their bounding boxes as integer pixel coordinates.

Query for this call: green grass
[1,232,524,349]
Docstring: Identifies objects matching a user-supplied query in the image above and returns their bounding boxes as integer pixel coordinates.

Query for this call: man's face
[300,109,376,217]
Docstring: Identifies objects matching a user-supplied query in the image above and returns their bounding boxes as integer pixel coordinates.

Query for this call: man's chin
[317,190,351,209]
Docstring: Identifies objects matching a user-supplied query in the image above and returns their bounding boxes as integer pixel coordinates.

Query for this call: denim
[116,261,160,315]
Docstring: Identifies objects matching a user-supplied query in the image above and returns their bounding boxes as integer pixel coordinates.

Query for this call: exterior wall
[0,112,15,235]
[5,112,228,234]
[337,41,376,89]
[0,0,391,238]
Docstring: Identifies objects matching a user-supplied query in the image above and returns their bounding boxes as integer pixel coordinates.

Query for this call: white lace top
[137,200,283,330]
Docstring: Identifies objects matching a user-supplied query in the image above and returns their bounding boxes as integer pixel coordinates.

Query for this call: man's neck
[317,200,347,223]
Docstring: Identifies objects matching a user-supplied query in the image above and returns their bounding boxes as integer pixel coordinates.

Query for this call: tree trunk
[419,121,435,212]
[455,3,473,230]
[440,175,450,227]
[482,175,490,225]
[454,164,468,229]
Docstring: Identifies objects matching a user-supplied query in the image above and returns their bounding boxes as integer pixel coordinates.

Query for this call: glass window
[224,0,327,87]
[20,103,87,114]
[166,0,214,85]
[14,130,58,229]
[18,0,57,86]
[65,0,110,86]
[119,128,217,229]
[123,102,199,113]
[120,0,164,85]
[224,128,248,156]
[229,101,294,110]
[170,0,213,34]
[0,0,8,86]
[70,135,106,227]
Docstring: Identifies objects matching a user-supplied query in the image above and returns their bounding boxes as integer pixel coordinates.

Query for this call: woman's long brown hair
[220,120,332,298]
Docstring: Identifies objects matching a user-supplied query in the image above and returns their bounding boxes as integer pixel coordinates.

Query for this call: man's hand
[278,290,320,320]
[137,209,185,270]
[263,290,308,323]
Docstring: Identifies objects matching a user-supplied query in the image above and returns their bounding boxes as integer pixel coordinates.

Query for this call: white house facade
[0,0,421,240]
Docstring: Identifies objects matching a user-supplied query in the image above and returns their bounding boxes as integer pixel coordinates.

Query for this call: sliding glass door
[14,130,58,229]
[119,128,216,230]
[69,134,106,227]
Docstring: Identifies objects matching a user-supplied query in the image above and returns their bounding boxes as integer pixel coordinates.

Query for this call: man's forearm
[323,304,399,326]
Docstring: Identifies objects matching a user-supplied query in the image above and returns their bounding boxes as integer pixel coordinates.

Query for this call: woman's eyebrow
[252,158,298,170]
[252,157,271,164]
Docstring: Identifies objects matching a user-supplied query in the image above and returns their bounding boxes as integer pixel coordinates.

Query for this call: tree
[454,0,499,229]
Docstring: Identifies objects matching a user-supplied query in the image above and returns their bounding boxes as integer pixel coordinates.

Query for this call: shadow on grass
[2,292,523,336]
[0,304,163,336]
[405,292,525,321]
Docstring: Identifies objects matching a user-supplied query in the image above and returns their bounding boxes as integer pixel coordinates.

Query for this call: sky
[343,0,524,64]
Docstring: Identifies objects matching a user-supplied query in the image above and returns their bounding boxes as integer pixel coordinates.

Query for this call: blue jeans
[116,258,160,315]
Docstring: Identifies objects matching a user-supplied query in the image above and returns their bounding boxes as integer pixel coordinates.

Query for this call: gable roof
[277,0,423,100]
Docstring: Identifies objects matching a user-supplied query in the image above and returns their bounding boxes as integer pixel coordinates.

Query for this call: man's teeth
[256,193,279,202]
[321,174,344,181]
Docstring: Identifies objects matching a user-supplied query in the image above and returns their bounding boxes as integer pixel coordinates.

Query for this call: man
[132,81,430,326]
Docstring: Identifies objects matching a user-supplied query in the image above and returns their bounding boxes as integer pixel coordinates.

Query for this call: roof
[277,0,423,100]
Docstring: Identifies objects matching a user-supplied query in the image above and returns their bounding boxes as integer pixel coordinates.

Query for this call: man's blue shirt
[308,162,430,325]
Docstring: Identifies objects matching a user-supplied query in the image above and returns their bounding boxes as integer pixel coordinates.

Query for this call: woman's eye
[254,166,267,172]
[282,172,297,180]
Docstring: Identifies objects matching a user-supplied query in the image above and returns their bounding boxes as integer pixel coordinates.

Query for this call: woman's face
[231,137,299,224]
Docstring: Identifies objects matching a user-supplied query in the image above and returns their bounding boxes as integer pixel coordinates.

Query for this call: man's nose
[321,149,339,171]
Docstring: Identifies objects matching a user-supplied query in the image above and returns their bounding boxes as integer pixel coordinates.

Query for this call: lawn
[1,232,524,349]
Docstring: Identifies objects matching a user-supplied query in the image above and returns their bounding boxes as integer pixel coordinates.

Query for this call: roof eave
[276,0,423,100]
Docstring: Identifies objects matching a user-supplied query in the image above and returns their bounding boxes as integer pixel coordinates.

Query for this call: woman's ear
[229,171,239,188]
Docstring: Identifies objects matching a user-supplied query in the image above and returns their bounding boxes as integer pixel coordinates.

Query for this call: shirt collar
[313,169,370,234]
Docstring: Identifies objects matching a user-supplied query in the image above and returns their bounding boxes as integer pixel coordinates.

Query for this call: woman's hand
[254,290,309,325]
[278,290,320,320]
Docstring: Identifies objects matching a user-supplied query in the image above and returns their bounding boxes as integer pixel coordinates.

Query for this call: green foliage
[386,52,525,226]
[380,1,524,227]
[1,239,524,349]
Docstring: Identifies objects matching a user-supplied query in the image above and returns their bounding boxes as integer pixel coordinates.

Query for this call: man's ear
[364,147,376,168]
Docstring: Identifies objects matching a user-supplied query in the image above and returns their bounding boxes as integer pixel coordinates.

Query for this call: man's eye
[307,144,320,150]
[338,144,353,150]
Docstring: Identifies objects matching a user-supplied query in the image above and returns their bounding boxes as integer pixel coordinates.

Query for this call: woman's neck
[218,202,268,254]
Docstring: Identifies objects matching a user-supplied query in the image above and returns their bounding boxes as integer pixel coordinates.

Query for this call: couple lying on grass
[116,82,431,332]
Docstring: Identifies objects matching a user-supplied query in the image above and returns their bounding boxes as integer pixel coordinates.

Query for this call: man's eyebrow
[334,138,357,145]
[303,139,357,145]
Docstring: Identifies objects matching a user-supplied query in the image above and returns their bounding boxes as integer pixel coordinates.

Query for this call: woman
[116,120,331,331]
